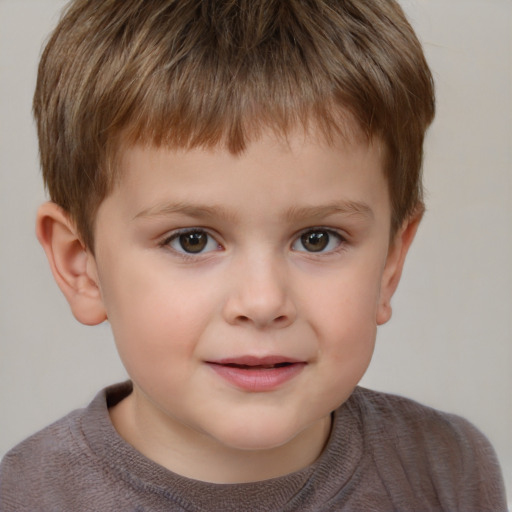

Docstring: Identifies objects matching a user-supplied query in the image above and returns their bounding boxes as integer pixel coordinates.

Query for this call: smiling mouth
[206,357,306,391]
[208,355,304,370]
[221,362,294,370]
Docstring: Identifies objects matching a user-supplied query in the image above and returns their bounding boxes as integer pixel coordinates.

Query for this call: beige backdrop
[1,0,511,502]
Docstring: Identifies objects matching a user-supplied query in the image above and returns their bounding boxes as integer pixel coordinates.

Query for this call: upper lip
[207,355,305,367]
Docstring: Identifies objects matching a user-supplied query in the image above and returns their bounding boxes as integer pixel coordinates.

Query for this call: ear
[376,212,422,325]
[36,202,107,326]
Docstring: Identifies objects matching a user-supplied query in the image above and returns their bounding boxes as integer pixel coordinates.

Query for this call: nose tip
[233,312,294,329]
[222,265,297,329]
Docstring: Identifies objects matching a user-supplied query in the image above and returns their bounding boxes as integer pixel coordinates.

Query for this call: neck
[109,390,332,483]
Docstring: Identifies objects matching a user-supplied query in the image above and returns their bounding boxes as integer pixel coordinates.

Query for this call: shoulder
[348,386,479,436]
[0,384,127,512]
[0,382,131,481]
[0,383,139,512]
[344,387,507,511]
[348,386,495,454]
[0,407,85,509]
[2,405,85,459]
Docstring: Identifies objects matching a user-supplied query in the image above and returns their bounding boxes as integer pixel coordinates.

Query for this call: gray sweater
[0,382,507,511]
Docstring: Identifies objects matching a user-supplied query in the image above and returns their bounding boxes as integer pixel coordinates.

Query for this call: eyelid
[291,227,347,254]
[160,227,223,256]
[158,226,348,258]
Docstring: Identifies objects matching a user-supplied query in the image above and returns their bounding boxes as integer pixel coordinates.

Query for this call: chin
[214,417,315,454]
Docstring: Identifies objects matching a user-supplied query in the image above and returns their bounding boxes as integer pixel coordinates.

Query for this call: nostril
[235,314,288,326]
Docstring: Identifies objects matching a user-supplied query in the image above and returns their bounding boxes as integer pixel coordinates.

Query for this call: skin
[37,129,419,483]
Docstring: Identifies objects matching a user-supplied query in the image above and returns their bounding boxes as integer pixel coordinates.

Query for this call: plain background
[1,0,511,502]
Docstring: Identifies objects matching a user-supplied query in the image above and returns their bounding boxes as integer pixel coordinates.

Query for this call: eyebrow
[134,202,237,222]
[134,200,373,222]
[283,201,374,222]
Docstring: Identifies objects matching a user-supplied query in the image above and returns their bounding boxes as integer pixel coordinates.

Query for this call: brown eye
[300,231,330,252]
[178,232,208,253]
[166,229,220,256]
[293,229,343,253]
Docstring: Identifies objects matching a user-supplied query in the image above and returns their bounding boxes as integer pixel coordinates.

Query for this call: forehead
[104,128,390,227]
[114,117,384,178]
[111,110,374,174]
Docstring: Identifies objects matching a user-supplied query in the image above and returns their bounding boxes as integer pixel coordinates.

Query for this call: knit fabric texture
[0,382,507,511]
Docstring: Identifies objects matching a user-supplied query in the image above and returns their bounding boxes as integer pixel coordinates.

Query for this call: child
[0,0,507,510]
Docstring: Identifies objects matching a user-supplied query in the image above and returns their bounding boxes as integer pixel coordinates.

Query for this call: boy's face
[84,128,410,466]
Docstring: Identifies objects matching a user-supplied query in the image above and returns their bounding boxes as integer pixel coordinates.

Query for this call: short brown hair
[34,0,435,249]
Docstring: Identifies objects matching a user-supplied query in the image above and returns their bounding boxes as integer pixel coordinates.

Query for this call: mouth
[210,355,304,366]
[206,356,306,391]
[222,362,294,370]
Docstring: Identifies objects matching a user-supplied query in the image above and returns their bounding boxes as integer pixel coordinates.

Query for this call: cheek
[303,265,382,336]
[99,262,219,373]
[301,266,381,382]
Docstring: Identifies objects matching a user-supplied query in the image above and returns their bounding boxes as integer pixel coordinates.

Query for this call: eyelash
[158,227,347,259]
[292,228,346,255]
[159,228,222,260]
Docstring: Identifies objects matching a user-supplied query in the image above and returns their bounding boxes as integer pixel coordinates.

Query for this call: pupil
[302,231,329,252]
[180,232,207,253]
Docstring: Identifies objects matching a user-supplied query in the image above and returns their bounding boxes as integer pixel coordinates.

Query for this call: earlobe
[376,213,422,326]
[36,202,107,326]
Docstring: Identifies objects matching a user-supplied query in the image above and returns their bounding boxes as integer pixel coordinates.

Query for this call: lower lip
[207,363,306,392]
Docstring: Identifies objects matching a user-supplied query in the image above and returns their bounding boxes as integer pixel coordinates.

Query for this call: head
[34,0,435,481]
[34,0,434,251]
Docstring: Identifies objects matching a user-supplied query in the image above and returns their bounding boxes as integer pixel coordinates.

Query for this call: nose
[222,254,297,329]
